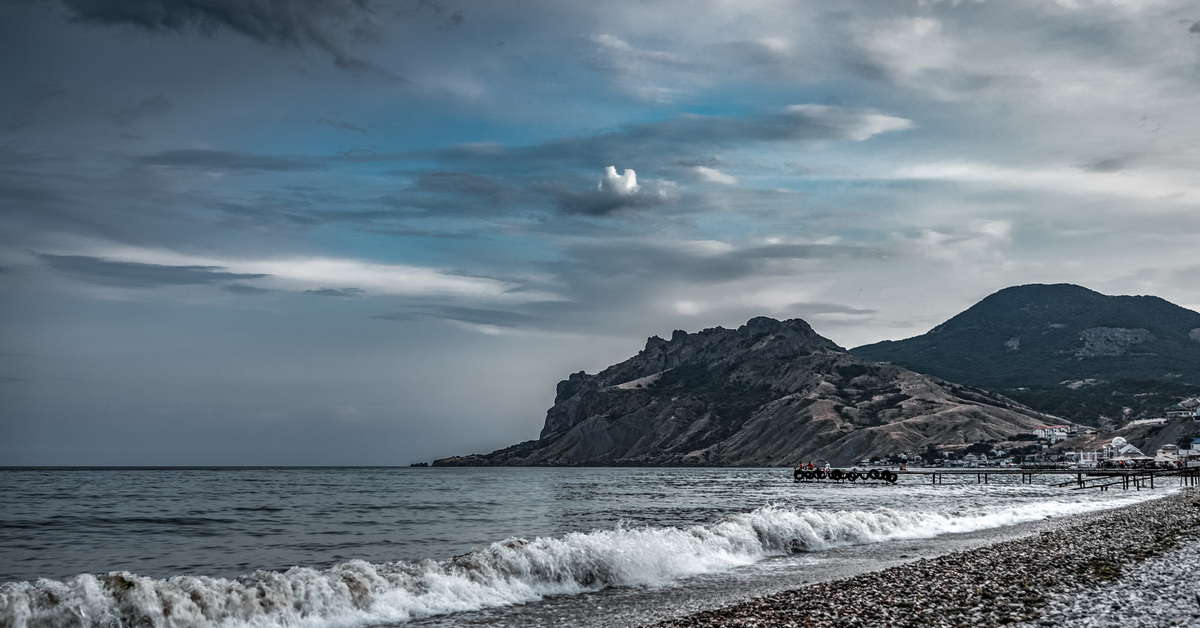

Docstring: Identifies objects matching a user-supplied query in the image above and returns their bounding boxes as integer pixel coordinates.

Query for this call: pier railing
[794,466,1200,490]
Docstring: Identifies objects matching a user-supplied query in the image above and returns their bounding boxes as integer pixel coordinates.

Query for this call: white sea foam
[0,495,1166,628]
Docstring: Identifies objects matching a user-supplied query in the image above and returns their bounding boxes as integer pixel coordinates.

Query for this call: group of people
[799,461,832,478]
[796,455,909,476]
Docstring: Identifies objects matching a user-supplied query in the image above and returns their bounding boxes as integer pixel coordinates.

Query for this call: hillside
[433,317,1062,467]
[851,284,1200,426]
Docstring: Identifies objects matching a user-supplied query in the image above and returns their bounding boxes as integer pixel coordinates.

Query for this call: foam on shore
[0,494,1171,628]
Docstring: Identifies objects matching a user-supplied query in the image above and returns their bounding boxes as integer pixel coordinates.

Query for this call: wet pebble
[649,489,1200,628]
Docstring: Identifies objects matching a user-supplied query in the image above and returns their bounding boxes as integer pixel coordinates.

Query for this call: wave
[0,497,1159,628]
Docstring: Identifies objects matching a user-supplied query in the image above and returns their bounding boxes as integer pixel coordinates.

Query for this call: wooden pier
[795,466,1200,490]
[903,466,1200,490]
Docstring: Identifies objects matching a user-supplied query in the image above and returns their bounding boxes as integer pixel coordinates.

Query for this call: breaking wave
[0,498,1152,628]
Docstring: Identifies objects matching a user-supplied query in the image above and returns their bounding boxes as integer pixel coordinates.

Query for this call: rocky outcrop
[1075,327,1152,357]
[434,317,1061,467]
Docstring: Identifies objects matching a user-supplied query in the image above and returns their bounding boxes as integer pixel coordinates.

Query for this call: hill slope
[851,284,1200,426]
[433,317,1060,467]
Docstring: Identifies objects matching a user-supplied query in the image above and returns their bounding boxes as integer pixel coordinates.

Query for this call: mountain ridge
[434,317,1062,467]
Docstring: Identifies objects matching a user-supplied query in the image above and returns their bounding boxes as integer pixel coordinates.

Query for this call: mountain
[851,284,1200,427]
[433,317,1059,467]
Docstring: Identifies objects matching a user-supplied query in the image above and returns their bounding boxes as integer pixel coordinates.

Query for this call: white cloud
[892,161,1200,205]
[67,246,563,303]
[599,165,640,195]
[693,165,738,184]
[785,104,914,140]
[908,219,1012,264]
[588,33,695,103]
[856,17,954,81]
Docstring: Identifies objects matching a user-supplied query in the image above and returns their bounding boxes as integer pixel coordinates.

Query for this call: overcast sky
[2,0,1199,465]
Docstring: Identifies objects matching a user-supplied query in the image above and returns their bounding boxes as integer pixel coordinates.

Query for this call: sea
[0,466,1175,628]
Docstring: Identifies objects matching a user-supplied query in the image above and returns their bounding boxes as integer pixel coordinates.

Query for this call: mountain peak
[852,284,1200,426]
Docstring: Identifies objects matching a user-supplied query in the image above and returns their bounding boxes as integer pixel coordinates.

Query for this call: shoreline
[648,488,1199,628]
[408,491,1176,628]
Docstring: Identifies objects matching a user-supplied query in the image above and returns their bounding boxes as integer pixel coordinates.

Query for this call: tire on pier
[830,469,844,481]
[794,468,803,481]
[883,471,898,484]
[868,469,881,481]
[847,471,859,482]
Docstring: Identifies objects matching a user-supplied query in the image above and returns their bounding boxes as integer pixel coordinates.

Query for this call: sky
[2,0,1199,465]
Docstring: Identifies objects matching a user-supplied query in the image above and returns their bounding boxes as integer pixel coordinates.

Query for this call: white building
[1155,444,1179,463]
[1034,425,1072,441]
[1102,437,1145,460]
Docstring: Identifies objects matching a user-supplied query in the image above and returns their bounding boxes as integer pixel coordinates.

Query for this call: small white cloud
[599,166,640,195]
[693,165,738,185]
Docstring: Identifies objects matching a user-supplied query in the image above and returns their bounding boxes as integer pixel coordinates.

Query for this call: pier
[795,466,1200,490]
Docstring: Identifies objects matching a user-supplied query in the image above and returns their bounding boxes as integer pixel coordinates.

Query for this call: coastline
[647,488,1199,628]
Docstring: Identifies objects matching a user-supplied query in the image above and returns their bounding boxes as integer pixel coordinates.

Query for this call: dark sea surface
[0,467,1173,627]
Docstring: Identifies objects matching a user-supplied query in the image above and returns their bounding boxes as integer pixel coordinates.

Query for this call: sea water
[0,467,1173,627]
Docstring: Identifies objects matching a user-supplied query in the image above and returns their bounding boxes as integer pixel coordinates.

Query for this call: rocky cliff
[851,284,1200,426]
[434,317,1060,467]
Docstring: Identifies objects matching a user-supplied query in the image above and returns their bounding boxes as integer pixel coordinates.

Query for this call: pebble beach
[651,488,1200,628]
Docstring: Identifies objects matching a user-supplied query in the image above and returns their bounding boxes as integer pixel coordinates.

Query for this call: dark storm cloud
[304,287,364,297]
[554,184,666,216]
[135,149,321,172]
[1190,21,1200,34]
[108,95,173,127]
[38,253,267,287]
[58,0,390,75]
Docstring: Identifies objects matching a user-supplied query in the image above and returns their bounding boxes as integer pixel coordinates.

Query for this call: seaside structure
[1155,443,1180,464]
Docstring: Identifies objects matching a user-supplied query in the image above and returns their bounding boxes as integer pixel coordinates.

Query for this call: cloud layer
[2,0,1199,464]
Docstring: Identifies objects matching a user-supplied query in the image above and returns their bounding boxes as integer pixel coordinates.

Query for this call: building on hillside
[1165,407,1193,419]
[1130,417,1168,426]
[1034,425,1072,442]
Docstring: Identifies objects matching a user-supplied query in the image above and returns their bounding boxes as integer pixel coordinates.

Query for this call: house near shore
[1102,437,1144,460]
[1155,444,1180,464]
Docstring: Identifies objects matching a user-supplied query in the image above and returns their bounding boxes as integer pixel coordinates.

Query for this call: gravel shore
[651,489,1200,628]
